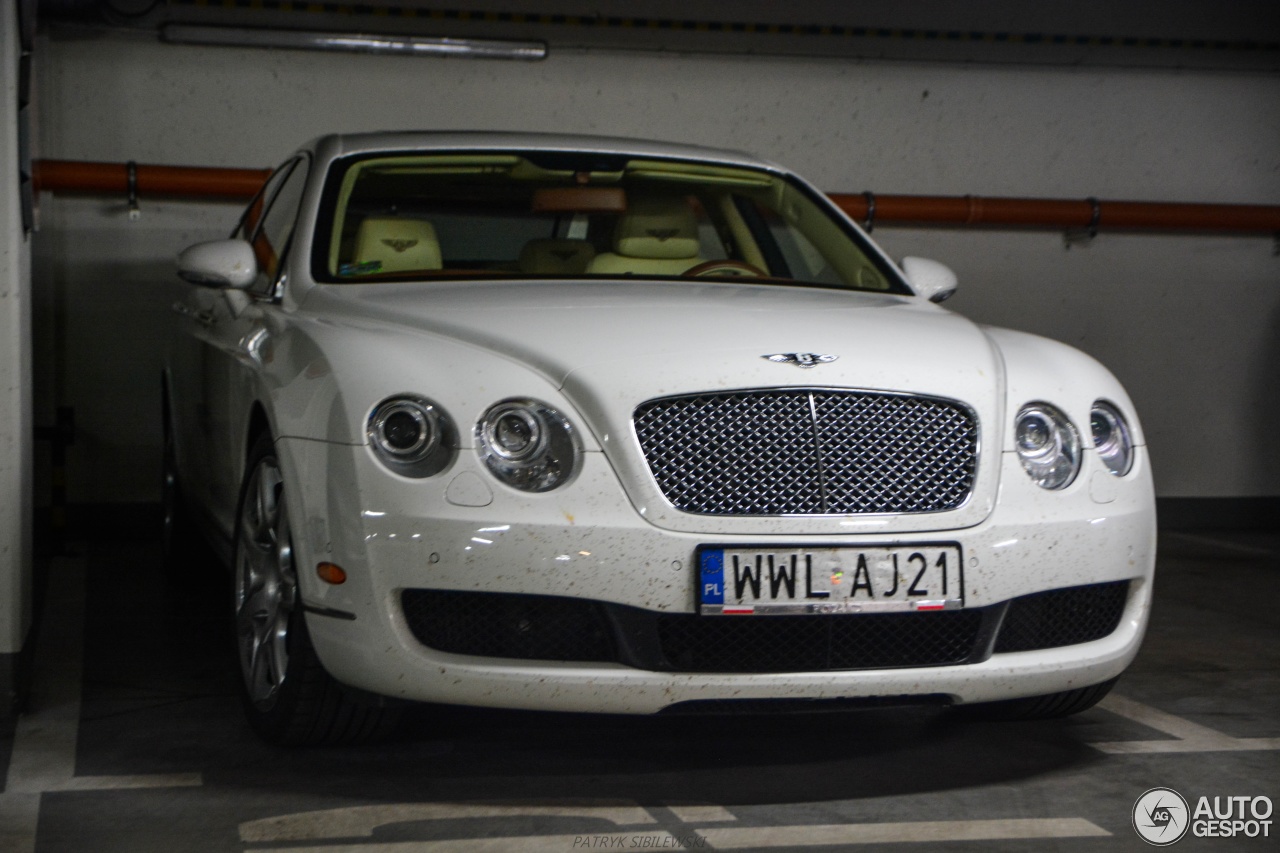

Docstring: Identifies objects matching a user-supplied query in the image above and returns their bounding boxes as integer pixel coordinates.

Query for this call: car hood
[306,279,1000,394]
[304,279,1005,533]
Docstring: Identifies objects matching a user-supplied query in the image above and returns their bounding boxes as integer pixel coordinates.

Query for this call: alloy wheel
[234,454,297,709]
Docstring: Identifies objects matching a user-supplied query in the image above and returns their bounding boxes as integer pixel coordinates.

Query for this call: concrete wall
[2,1,33,712]
[32,30,1280,505]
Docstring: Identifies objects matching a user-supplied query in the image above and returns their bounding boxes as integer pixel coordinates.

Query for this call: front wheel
[233,432,400,745]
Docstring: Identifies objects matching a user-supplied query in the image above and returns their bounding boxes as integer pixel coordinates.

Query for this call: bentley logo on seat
[763,353,839,368]
[381,238,419,253]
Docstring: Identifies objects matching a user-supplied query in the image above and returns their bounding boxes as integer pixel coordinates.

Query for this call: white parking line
[50,773,204,792]
[1090,694,1280,754]
[0,557,204,853]
[243,836,680,853]
[666,804,737,823]
[701,817,1110,847]
[240,804,1109,850]
[5,558,86,797]
[240,802,656,843]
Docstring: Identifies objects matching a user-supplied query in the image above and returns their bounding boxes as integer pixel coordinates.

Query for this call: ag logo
[1133,787,1190,846]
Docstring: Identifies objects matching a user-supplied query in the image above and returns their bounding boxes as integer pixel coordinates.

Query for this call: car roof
[304,131,783,173]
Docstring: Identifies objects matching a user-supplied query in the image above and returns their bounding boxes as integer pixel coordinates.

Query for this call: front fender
[982,325,1147,451]
[261,311,603,453]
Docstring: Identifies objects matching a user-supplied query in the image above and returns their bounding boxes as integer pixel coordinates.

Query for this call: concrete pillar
[1,0,34,718]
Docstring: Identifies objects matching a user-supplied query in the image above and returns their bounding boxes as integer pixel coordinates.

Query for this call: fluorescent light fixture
[162,24,547,60]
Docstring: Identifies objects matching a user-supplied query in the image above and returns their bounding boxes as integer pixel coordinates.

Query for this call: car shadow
[374,701,1105,806]
[77,539,1107,814]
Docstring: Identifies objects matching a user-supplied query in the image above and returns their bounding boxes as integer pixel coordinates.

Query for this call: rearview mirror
[177,239,257,289]
[900,256,958,303]
[531,186,627,214]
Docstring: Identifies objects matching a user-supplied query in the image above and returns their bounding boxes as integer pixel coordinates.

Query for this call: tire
[958,677,1120,721]
[233,432,401,745]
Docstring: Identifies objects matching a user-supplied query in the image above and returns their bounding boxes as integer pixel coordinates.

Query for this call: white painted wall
[33,31,1280,503]
[1,3,33,683]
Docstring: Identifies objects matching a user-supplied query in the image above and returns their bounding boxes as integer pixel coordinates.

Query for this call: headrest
[353,217,442,273]
[519,239,596,274]
[613,197,700,260]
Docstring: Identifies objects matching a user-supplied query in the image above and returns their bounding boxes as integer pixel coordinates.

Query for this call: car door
[175,154,311,538]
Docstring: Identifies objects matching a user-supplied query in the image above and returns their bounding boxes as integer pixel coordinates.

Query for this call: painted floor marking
[0,557,204,853]
[701,817,1109,847]
[240,802,656,843]
[243,836,683,853]
[48,772,204,792]
[240,804,1109,850]
[666,804,737,823]
[1090,694,1280,754]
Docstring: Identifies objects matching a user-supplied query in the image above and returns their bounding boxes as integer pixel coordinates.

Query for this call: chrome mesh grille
[633,389,978,515]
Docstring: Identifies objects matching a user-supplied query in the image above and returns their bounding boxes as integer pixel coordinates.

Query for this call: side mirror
[901,256,958,303]
[177,239,258,289]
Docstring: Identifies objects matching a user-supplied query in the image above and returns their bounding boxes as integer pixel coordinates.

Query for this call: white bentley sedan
[164,132,1156,745]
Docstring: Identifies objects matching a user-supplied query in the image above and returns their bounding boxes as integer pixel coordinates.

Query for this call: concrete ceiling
[37,1,1280,71]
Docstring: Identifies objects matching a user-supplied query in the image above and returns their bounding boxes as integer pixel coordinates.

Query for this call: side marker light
[317,562,348,585]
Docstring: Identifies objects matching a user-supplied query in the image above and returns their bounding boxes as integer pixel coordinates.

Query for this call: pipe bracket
[1065,196,1102,249]
[126,160,140,221]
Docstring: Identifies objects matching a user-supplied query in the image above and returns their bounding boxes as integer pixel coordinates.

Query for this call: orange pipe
[832,193,1280,233]
[33,159,272,200]
[31,159,1280,234]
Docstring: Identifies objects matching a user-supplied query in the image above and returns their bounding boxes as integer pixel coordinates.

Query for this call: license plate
[698,545,963,615]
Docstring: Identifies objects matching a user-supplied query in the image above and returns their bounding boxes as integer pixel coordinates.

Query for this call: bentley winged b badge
[762,352,839,368]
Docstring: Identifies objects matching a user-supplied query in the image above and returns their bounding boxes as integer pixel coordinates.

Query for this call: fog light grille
[994,581,1129,653]
[400,589,615,662]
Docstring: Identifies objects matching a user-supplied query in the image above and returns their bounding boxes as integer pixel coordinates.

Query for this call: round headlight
[484,404,548,463]
[367,396,454,477]
[1091,400,1134,477]
[477,399,579,492]
[1015,402,1080,490]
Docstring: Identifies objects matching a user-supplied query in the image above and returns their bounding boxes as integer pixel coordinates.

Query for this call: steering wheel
[683,259,768,278]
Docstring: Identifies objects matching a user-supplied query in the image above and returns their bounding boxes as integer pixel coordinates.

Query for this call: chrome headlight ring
[477,399,580,492]
[1091,399,1135,477]
[367,395,455,478]
[1015,401,1081,490]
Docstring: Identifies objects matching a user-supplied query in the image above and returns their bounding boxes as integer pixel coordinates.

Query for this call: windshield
[312,151,908,293]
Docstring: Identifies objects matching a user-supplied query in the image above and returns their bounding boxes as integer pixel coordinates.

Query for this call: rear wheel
[233,432,400,745]
[959,677,1119,721]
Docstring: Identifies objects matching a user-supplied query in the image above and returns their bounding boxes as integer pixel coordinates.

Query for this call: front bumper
[280,437,1156,713]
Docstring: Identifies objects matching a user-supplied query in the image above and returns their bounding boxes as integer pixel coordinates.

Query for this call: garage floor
[2,530,1277,852]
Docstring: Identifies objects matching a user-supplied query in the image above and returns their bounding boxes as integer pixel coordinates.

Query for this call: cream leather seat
[586,197,703,276]
[519,239,596,275]
[353,217,442,274]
